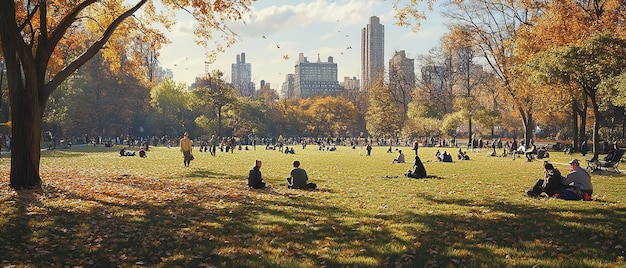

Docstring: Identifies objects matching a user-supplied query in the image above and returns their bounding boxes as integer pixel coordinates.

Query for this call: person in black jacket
[526,162,567,197]
[248,160,267,189]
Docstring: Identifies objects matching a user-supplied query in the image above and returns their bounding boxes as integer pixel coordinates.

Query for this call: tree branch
[44,0,148,101]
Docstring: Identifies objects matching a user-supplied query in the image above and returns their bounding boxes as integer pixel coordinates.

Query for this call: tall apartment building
[361,15,385,90]
[281,74,296,99]
[388,50,415,114]
[231,52,255,97]
[289,53,342,99]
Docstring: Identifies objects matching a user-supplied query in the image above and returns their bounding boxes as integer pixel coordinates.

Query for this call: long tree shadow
[1,176,625,267]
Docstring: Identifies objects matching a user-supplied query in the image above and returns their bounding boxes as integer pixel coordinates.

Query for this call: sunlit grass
[1,144,625,267]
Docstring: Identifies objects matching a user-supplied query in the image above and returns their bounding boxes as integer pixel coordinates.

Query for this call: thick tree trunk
[523,112,534,147]
[9,83,44,189]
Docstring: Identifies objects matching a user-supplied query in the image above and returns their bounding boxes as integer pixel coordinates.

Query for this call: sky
[157,0,449,91]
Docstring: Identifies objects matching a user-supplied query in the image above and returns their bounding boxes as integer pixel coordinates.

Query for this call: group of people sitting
[435,150,453,162]
[119,147,147,157]
[512,142,535,161]
[247,160,317,190]
[526,159,593,201]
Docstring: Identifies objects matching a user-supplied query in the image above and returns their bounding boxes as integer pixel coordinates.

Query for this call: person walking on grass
[180,132,193,167]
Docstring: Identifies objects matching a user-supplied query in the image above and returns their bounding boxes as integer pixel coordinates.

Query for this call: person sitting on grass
[557,159,593,201]
[405,156,427,179]
[248,160,267,189]
[287,160,317,190]
[119,147,135,156]
[441,151,453,162]
[392,150,406,163]
[526,161,567,198]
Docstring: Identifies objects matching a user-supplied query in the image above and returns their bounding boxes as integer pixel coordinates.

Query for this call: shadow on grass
[399,193,626,266]
[1,178,624,267]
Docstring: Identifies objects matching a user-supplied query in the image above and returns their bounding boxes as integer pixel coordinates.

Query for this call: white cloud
[158,0,449,88]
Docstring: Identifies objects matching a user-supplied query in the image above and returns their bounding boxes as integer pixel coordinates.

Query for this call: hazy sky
[158,0,448,89]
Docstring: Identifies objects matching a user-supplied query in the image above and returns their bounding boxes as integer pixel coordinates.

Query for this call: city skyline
[158,0,447,89]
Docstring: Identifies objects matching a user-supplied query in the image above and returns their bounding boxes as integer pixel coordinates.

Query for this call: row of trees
[384,0,626,163]
[39,61,361,142]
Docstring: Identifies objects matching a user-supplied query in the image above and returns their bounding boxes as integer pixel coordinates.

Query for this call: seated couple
[526,159,593,201]
[435,150,453,162]
[119,148,136,157]
[247,160,317,190]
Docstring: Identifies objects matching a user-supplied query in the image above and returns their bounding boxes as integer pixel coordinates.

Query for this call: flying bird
[262,35,266,39]
[283,54,290,60]
[276,45,280,48]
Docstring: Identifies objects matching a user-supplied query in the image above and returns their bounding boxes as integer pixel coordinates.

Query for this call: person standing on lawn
[180,132,193,167]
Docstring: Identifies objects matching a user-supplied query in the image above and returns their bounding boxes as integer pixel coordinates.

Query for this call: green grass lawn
[1,144,625,267]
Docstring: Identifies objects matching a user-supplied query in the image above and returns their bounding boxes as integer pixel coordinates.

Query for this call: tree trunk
[468,117,473,146]
[571,98,579,151]
[9,81,44,189]
[523,111,534,147]
[217,107,222,138]
[579,93,588,149]
[590,95,601,161]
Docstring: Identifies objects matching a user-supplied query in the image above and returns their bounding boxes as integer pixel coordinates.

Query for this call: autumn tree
[443,24,495,141]
[226,99,268,138]
[302,96,357,137]
[0,0,253,189]
[415,47,456,118]
[190,70,237,138]
[531,33,626,160]
[444,0,542,147]
[518,0,626,149]
[366,79,402,138]
[149,78,193,136]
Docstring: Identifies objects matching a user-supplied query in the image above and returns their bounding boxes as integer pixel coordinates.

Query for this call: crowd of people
[12,129,602,201]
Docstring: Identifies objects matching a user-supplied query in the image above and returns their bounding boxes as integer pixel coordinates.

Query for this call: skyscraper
[231,52,254,97]
[361,16,385,90]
